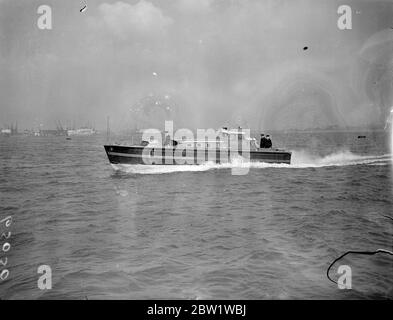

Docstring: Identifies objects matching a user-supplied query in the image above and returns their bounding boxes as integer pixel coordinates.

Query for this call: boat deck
[104,145,291,165]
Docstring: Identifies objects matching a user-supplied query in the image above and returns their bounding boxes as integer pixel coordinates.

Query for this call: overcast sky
[0,0,392,131]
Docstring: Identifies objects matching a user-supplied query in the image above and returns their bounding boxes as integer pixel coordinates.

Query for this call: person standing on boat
[265,135,272,148]
[260,134,267,148]
[164,134,171,146]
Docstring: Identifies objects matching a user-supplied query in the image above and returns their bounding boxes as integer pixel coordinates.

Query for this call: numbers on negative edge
[0,216,12,228]
[0,215,12,281]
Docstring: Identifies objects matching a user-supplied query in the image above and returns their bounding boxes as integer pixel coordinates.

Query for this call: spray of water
[110,150,391,175]
[288,150,391,168]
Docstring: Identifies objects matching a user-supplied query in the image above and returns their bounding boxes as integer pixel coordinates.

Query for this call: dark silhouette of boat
[104,128,291,166]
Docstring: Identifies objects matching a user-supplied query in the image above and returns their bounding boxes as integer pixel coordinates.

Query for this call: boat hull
[104,145,291,165]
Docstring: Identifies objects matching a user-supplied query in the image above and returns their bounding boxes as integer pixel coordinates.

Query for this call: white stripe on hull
[107,151,290,164]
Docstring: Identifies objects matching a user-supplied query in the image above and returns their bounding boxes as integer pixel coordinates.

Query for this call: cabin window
[150,148,154,156]
[197,143,201,147]
[182,150,186,157]
[187,144,192,147]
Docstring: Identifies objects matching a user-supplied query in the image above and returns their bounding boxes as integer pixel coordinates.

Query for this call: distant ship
[67,128,96,136]
[104,127,291,166]
[1,128,11,136]
[1,122,18,136]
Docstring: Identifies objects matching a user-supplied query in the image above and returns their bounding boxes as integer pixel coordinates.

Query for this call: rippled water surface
[0,131,392,299]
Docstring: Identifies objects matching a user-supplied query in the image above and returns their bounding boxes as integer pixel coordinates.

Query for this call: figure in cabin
[260,134,267,148]
[265,135,272,148]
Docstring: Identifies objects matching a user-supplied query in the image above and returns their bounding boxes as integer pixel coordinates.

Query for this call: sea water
[0,131,392,299]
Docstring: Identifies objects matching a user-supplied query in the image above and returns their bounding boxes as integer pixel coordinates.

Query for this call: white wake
[110,150,392,174]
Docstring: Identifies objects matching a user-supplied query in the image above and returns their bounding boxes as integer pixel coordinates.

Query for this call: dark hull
[104,145,291,165]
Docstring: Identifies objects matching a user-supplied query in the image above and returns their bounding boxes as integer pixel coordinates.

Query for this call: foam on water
[111,163,213,174]
[111,150,392,174]
[288,150,391,168]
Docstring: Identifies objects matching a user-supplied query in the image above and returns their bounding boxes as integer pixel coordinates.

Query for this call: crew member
[164,134,171,146]
[260,134,266,148]
[265,135,272,148]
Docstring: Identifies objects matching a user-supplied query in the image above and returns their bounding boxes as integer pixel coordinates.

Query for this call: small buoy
[303,46,308,51]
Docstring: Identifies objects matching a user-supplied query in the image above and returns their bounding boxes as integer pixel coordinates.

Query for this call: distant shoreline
[263,128,388,134]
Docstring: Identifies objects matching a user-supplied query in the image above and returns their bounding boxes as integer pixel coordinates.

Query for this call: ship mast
[106,116,110,142]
